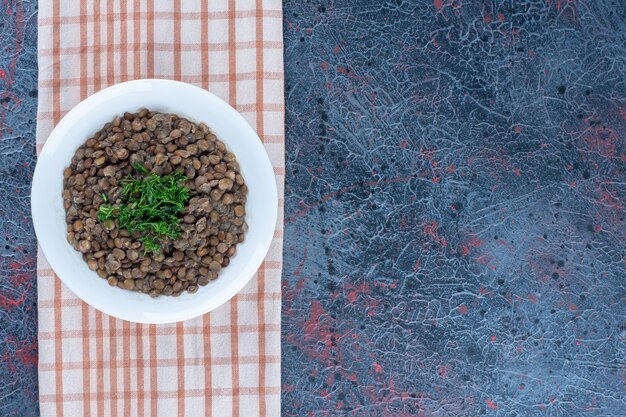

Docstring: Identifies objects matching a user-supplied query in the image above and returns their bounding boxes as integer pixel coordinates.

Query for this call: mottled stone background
[0,1,39,416]
[1,0,625,416]
[281,0,625,416]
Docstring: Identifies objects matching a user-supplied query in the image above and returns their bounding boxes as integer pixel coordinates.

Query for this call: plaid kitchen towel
[36,1,284,416]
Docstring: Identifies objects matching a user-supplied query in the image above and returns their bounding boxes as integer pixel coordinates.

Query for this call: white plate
[31,79,278,324]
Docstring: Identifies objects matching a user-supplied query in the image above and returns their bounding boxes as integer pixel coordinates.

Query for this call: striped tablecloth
[36,1,284,416]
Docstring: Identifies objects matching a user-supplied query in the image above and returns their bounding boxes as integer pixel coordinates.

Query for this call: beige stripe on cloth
[36,1,284,416]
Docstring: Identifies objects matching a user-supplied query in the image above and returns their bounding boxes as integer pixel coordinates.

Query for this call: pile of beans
[63,109,248,297]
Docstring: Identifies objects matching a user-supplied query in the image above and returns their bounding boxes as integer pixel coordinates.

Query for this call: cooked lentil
[63,110,248,297]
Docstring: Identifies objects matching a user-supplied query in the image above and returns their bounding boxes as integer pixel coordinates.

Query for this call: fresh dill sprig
[96,204,115,221]
[139,236,161,254]
[97,165,189,254]
[132,162,149,174]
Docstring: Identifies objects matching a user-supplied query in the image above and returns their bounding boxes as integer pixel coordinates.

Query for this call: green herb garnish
[97,166,190,254]
[139,236,161,254]
[132,162,149,174]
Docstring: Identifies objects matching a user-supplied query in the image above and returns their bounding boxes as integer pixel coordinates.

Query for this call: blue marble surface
[281,0,626,416]
[0,0,39,416]
[1,0,626,416]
